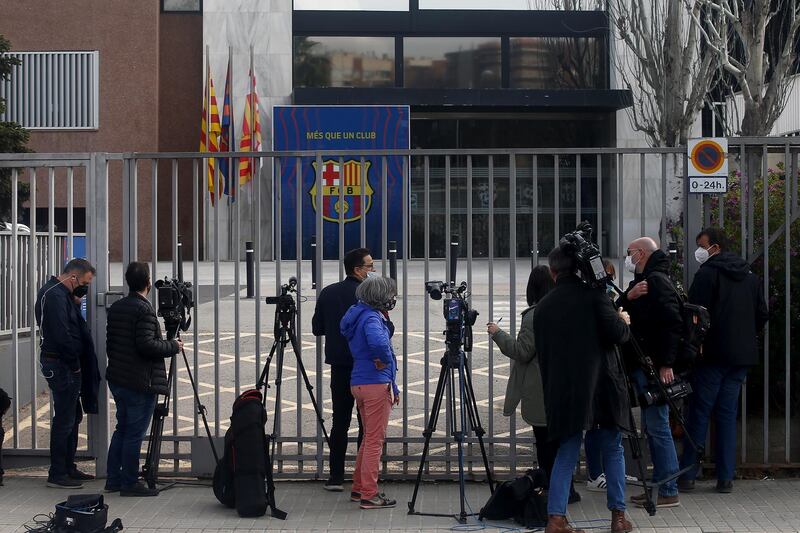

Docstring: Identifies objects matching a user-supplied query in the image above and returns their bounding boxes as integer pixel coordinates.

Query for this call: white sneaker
[586,473,607,492]
[625,474,639,484]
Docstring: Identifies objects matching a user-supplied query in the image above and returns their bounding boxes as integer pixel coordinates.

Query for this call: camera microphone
[288,276,298,287]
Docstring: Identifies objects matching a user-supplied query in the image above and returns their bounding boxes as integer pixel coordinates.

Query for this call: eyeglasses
[360,263,375,270]
[626,248,641,256]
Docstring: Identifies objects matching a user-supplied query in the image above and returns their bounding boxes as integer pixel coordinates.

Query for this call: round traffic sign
[691,140,725,175]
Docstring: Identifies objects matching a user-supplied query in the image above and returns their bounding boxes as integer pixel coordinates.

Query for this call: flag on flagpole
[220,57,236,201]
[239,70,261,187]
[200,65,222,205]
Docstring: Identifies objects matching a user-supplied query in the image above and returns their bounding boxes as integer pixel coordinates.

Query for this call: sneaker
[716,480,733,493]
[632,493,680,508]
[586,473,607,492]
[104,484,120,493]
[68,469,95,481]
[350,491,361,502]
[47,476,83,489]
[677,479,695,492]
[360,494,396,510]
[120,482,158,497]
[625,474,639,484]
[568,487,582,504]
[323,480,344,492]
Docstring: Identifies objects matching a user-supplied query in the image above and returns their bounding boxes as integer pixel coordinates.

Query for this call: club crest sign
[309,159,373,223]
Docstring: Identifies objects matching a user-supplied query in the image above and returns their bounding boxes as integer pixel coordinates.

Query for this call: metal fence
[0,139,797,479]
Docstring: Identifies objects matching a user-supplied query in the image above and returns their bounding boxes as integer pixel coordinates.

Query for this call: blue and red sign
[273,106,409,260]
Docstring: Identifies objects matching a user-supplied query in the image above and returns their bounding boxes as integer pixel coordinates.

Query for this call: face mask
[384,297,397,311]
[366,271,378,279]
[72,284,89,299]
[694,247,710,264]
[624,254,637,273]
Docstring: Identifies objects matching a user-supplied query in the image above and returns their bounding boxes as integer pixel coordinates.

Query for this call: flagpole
[227,46,233,261]
[249,45,256,250]
[204,45,210,261]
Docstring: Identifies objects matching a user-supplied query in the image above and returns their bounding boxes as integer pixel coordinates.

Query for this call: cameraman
[105,262,182,497]
[617,237,682,508]
[533,246,633,533]
[312,248,373,492]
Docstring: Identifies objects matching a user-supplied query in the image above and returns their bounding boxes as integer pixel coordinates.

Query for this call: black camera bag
[213,389,286,519]
[479,468,548,528]
[53,494,108,532]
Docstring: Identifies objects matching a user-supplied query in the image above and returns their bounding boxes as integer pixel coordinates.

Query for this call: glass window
[293,37,395,88]
[403,37,501,89]
[162,0,201,12]
[509,37,606,89]
[294,0,408,10]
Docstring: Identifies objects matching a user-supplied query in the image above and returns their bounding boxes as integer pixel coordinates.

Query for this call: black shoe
[323,480,344,492]
[68,469,95,481]
[716,480,733,493]
[104,484,120,493]
[0,475,4,486]
[568,489,582,504]
[120,482,158,497]
[677,479,695,492]
[47,476,83,489]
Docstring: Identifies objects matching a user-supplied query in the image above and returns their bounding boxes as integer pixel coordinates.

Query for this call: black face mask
[72,284,89,299]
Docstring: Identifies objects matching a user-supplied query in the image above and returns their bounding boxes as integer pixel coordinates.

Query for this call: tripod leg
[408,360,449,514]
[257,339,280,392]
[179,346,219,464]
[288,329,331,447]
[141,353,175,490]
[462,360,496,493]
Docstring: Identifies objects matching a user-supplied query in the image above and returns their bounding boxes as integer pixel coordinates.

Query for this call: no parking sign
[688,138,728,193]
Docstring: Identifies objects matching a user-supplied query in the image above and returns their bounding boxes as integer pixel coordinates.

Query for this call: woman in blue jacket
[340,275,399,510]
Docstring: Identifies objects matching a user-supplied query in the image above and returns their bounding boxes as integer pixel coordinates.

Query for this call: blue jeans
[41,357,82,479]
[680,364,749,483]
[107,383,157,489]
[584,430,604,480]
[632,369,679,497]
[548,429,626,516]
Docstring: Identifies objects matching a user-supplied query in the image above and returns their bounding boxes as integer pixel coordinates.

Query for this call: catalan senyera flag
[219,59,236,200]
[239,70,262,187]
[200,66,222,205]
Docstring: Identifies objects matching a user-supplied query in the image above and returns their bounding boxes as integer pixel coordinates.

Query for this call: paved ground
[2,475,800,532]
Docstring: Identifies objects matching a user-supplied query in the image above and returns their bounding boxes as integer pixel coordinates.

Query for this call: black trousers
[532,425,576,496]
[328,365,363,483]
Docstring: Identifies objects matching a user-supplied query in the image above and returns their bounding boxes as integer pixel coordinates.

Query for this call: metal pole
[311,234,317,289]
[388,240,397,281]
[246,240,254,298]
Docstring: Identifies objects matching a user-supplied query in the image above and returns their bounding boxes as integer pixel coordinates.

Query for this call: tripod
[256,288,330,500]
[141,325,219,491]
[408,299,495,524]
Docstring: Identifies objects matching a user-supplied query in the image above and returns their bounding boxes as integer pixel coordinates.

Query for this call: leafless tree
[692,0,800,136]
[610,0,716,147]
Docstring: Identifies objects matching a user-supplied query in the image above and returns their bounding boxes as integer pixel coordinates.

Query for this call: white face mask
[366,271,378,279]
[624,254,638,273]
[695,247,710,264]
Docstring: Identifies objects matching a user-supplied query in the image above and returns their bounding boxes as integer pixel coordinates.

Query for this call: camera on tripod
[264,276,297,307]
[559,221,609,290]
[155,277,194,336]
[425,281,479,353]
[639,376,693,407]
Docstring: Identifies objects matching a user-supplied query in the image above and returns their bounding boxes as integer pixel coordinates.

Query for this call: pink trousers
[351,383,393,500]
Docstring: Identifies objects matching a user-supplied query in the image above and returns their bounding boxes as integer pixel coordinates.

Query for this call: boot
[545,515,585,533]
[611,509,633,533]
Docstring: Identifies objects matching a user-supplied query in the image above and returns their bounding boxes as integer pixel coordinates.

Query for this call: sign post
[687,137,729,193]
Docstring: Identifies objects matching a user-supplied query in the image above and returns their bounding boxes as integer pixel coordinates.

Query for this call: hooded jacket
[617,250,683,369]
[688,251,769,366]
[340,301,399,396]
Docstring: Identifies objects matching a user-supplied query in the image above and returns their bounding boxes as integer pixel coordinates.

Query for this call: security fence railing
[0,139,797,480]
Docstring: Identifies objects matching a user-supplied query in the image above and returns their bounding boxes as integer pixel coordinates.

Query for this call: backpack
[650,272,711,371]
[213,389,286,519]
[479,468,548,528]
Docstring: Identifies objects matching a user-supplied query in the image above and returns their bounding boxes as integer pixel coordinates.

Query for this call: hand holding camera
[618,307,631,325]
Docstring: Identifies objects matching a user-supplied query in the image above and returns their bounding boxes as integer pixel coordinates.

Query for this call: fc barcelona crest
[309,160,374,223]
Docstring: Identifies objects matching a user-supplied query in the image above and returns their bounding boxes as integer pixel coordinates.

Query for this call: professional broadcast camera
[155,277,194,337]
[639,376,693,407]
[265,276,297,330]
[425,281,479,354]
[559,221,609,289]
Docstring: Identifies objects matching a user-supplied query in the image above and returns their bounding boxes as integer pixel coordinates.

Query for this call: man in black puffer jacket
[105,262,181,497]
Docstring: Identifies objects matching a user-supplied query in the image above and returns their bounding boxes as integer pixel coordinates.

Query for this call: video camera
[639,377,693,407]
[265,276,298,331]
[559,221,610,290]
[425,281,479,353]
[155,277,194,338]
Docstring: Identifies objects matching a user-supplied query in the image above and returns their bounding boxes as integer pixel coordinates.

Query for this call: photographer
[312,248,373,492]
[533,246,633,533]
[616,237,682,508]
[678,228,768,494]
[105,262,182,497]
[340,276,399,510]
[487,265,579,504]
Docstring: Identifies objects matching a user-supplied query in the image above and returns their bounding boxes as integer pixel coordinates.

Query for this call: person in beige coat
[487,265,579,503]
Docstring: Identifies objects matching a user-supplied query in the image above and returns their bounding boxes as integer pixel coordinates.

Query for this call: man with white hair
[617,237,683,508]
